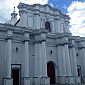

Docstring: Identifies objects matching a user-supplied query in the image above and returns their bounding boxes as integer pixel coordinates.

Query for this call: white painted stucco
[0,2,84,85]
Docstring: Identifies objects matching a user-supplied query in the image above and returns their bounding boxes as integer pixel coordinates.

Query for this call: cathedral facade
[0,2,85,85]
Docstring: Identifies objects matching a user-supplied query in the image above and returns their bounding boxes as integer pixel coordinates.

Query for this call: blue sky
[48,0,70,13]
[48,0,85,13]
[0,0,85,36]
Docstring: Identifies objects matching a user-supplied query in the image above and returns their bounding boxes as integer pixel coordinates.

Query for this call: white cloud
[0,0,48,23]
[48,2,54,7]
[67,1,85,37]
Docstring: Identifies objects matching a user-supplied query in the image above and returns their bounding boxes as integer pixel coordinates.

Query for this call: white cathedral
[0,2,85,85]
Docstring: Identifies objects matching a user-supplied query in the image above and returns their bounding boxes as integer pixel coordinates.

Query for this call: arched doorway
[47,62,56,84]
[45,21,51,32]
[12,68,20,85]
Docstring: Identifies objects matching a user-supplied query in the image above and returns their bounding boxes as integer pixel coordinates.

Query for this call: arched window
[45,21,51,32]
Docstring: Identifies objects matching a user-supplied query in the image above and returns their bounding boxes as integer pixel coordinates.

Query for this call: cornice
[46,33,71,39]
[0,23,49,36]
[46,42,56,47]
[46,33,57,39]
[56,38,68,46]
[0,23,33,34]
[18,3,60,13]
[75,37,85,43]
[18,2,70,20]
[68,36,77,41]
[56,33,71,39]
[75,38,85,49]
[31,28,48,35]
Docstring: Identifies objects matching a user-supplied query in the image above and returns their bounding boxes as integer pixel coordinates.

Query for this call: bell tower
[11,7,18,19]
[6,7,18,25]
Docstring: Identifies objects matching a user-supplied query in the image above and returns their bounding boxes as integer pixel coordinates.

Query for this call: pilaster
[63,37,73,84]
[23,32,31,85]
[78,40,85,82]
[69,38,81,84]
[69,39,78,76]
[34,33,47,77]
[57,44,66,84]
[54,17,60,33]
[65,19,70,33]
[57,35,73,84]
[34,42,41,77]
[40,33,50,85]
[51,20,55,33]
[34,33,50,85]
[34,13,40,29]
[4,30,13,85]
[19,9,28,27]
[6,30,12,78]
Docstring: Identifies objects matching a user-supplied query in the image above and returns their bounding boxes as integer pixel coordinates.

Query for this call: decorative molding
[5,36,13,40]
[18,2,70,20]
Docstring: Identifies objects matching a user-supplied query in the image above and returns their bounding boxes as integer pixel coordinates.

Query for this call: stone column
[4,30,13,85]
[24,33,31,85]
